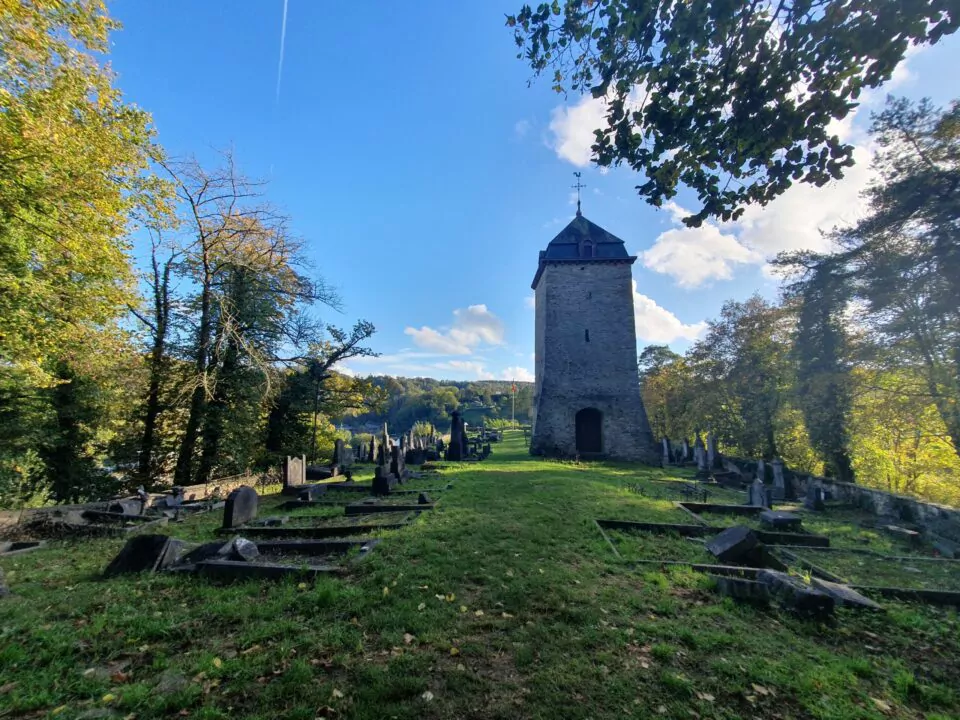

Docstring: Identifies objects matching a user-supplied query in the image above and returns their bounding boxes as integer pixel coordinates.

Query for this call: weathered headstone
[695,435,708,473]
[747,478,769,508]
[662,437,672,466]
[760,510,802,531]
[771,458,786,500]
[681,439,691,463]
[446,410,464,461]
[283,455,306,489]
[707,432,721,469]
[372,465,397,496]
[103,534,185,577]
[222,486,259,529]
[756,459,766,483]
[804,485,826,511]
[390,445,407,482]
[706,525,759,563]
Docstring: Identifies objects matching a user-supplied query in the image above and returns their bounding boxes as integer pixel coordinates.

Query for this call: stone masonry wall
[531,261,658,462]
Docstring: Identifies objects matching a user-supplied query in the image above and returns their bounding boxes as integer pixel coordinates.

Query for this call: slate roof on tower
[532,213,636,289]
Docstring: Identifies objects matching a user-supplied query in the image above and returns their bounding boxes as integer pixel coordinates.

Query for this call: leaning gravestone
[810,578,883,611]
[222,486,259,529]
[103,534,185,577]
[747,478,769,508]
[706,525,759,564]
[757,570,834,618]
[372,465,397,496]
[707,433,721,469]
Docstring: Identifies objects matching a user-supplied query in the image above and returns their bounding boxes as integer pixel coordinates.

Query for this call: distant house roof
[531,213,636,289]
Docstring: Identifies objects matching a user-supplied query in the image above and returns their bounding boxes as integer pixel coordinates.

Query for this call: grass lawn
[2,431,959,719]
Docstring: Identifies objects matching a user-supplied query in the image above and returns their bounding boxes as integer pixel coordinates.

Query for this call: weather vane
[571,172,586,216]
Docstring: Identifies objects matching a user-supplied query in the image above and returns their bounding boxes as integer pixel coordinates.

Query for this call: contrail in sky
[275,0,289,103]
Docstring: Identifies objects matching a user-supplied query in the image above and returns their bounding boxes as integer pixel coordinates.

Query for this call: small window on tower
[585,329,590,342]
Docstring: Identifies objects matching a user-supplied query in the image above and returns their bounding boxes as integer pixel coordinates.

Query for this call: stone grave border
[594,520,960,608]
[220,512,419,540]
[594,518,829,547]
[0,540,47,556]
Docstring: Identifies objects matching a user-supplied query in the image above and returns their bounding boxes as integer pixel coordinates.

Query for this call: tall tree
[506,0,957,225]
[789,259,856,482]
[0,0,157,384]
[827,97,960,458]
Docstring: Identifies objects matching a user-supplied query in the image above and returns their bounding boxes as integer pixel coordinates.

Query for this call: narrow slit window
[585,329,590,342]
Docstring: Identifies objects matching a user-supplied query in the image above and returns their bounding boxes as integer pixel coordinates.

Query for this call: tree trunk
[173,264,212,486]
[137,260,171,485]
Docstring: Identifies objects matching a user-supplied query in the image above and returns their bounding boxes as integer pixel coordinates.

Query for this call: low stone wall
[723,456,960,535]
[0,472,269,532]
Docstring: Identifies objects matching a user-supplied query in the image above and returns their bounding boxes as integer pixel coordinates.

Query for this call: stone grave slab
[344,503,433,516]
[192,559,345,581]
[757,569,834,618]
[760,510,802,532]
[810,578,884,611]
[0,541,46,556]
[707,526,759,563]
[713,575,771,604]
[103,534,185,577]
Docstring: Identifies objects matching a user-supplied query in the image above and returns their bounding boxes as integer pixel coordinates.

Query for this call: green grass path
[1,431,958,719]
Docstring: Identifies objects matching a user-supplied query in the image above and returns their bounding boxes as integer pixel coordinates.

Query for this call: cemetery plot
[229,511,419,539]
[781,547,960,591]
[598,525,716,564]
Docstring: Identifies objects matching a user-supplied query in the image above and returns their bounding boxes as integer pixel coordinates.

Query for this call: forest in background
[639,100,960,507]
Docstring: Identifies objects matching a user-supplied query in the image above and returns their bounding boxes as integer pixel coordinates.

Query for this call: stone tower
[530,211,658,463]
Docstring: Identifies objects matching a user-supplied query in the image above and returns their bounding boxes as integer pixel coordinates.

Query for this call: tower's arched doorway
[575,408,602,454]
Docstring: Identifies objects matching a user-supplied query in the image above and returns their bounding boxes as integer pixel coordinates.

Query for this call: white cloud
[548,94,608,167]
[633,281,707,343]
[524,294,535,310]
[405,304,505,355]
[501,366,534,382]
[641,219,762,288]
[548,87,647,167]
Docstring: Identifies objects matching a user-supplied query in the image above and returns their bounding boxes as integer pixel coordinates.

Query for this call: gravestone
[222,486,259,529]
[228,537,259,562]
[756,459,766,483]
[706,525,759,563]
[695,436,708,473]
[103,534,185,576]
[713,575,770,603]
[283,455,306,489]
[748,478,769,508]
[379,423,390,465]
[333,439,346,467]
[681,439,691,463]
[804,485,826,511]
[662,437,672,466]
[760,510,802,531]
[390,445,407,481]
[446,410,464,461]
[372,465,397,496]
[418,492,432,505]
[771,459,786,500]
[707,433,721,469]
[368,437,377,464]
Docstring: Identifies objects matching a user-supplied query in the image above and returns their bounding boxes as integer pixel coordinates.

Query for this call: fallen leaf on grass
[695,692,715,702]
[460,605,468,613]
[501,612,514,619]
[435,594,445,601]
[474,610,484,617]
[871,698,892,712]
[539,568,544,574]
[445,593,456,602]
[102,693,117,703]
[51,706,68,716]
[382,587,389,597]
[456,663,465,671]
[417,603,426,611]
[241,644,262,655]
[212,658,222,669]
[505,570,514,577]
[403,633,415,645]
[657,706,667,714]
[421,691,434,702]
[751,684,770,696]
[450,647,460,656]
[297,582,307,589]
[332,688,344,699]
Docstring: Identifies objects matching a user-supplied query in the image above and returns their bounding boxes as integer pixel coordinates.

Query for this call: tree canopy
[507,0,958,225]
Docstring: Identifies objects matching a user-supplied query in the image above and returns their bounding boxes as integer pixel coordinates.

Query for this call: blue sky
[109,1,960,382]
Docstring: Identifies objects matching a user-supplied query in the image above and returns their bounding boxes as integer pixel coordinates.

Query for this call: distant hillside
[345,375,534,432]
